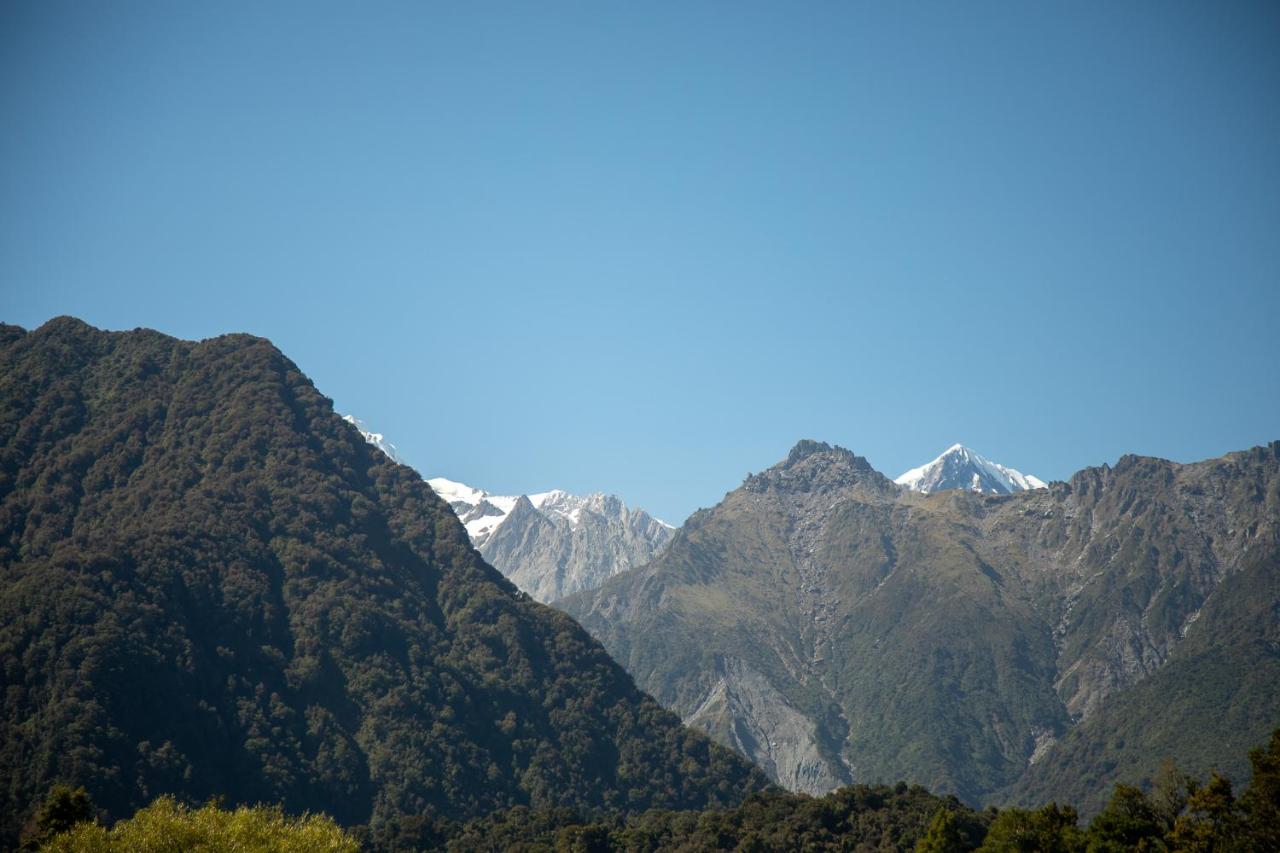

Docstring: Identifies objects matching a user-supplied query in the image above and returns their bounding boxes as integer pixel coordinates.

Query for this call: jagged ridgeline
[0,318,769,845]
[563,439,1280,815]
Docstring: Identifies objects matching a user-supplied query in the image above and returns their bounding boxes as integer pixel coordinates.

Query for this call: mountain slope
[425,476,674,603]
[895,444,1046,494]
[1004,539,1280,815]
[562,439,1280,807]
[0,318,768,845]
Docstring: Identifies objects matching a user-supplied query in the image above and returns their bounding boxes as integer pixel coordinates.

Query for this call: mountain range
[562,439,1280,814]
[337,421,675,604]
[425,477,674,603]
[3,316,1275,845]
[0,319,766,846]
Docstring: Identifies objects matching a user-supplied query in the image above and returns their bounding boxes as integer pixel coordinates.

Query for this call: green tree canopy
[978,803,1083,853]
[41,797,359,853]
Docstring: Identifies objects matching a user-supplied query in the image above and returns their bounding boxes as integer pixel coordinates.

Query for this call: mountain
[561,439,1280,811]
[895,444,1047,494]
[0,318,768,846]
[340,414,403,464]
[337,427,675,604]
[424,477,675,603]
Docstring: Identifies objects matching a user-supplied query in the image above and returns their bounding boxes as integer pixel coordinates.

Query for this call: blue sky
[3,2,1278,523]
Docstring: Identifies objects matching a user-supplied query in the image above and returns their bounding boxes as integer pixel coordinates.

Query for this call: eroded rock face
[563,440,1280,806]
[683,656,849,794]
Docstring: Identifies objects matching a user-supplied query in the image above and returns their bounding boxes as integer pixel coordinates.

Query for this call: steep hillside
[0,318,768,846]
[562,439,1280,808]
[1004,539,1280,814]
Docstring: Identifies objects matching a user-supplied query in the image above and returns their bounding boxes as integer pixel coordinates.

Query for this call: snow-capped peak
[424,477,520,543]
[425,476,489,509]
[895,444,1046,495]
[342,414,672,543]
[529,489,588,525]
[342,415,403,463]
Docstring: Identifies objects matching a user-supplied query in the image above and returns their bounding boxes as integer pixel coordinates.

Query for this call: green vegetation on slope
[37,729,1280,852]
[0,318,768,847]
[563,439,1280,810]
[1006,544,1280,815]
[41,798,359,853]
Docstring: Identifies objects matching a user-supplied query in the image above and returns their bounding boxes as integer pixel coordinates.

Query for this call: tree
[1167,773,1241,852]
[916,807,965,853]
[1240,728,1280,852]
[978,803,1083,853]
[19,786,95,851]
[1086,784,1163,852]
[40,797,359,853]
[1150,758,1194,834]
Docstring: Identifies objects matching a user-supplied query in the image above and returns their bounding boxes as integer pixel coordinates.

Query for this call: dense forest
[25,730,1280,851]
[0,318,766,847]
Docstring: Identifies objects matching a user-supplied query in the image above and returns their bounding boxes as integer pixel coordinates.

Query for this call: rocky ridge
[341,427,675,604]
[563,439,1280,808]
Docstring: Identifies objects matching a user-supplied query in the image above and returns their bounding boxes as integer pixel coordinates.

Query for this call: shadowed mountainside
[0,318,768,845]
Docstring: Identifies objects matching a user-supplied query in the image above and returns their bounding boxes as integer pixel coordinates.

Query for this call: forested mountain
[0,317,768,846]
[562,439,1280,810]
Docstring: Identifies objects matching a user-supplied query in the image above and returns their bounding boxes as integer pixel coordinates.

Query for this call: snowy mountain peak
[342,416,674,601]
[342,415,403,463]
[426,475,675,601]
[424,477,519,544]
[895,444,1047,495]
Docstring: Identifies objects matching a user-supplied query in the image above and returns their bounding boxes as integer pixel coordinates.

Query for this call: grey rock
[481,490,675,603]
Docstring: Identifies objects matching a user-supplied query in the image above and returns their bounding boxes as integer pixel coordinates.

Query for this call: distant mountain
[895,444,1046,494]
[335,424,675,604]
[563,439,1280,812]
[423,476,519,545]
[340,414,403,464]
[0,319,767,846]
[424,477,675,603]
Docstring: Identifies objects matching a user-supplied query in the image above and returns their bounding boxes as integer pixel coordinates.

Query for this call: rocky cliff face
[423,476,674,603]
[562,439,1280,806]
[480,490,675,603]
[332,441,675,605]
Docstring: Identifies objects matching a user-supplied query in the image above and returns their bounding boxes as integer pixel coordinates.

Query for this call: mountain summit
[564,437,1280,812]
[340,422,680,601]
[895,444,1046,494]
[425,477,675,603]
[338,422,675,604]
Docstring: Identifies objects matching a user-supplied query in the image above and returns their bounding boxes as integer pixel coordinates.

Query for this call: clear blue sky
[3,2,1278,524]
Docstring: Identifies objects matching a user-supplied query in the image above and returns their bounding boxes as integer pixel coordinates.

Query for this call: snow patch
[342,415,403,463]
